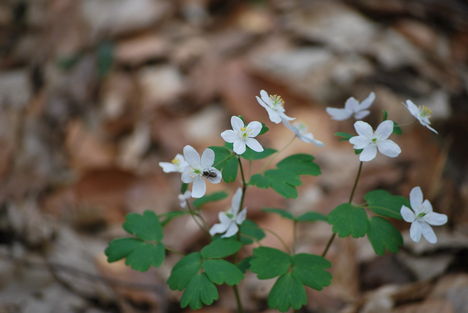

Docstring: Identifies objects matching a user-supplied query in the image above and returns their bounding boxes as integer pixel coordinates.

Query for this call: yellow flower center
[171,158,180,165]
[269,95,284,108]
[419,105,432,118]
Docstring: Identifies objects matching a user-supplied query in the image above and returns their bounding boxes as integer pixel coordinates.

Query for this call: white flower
[349,120,401,162]
[326,92,375,121]
[181,145,222,198]
[256,90,295,124]
[221,116,264,155]
[159,153,188,173]
[284,120,324,147]
[404,100,438,134]
[178,191,191,209]
[209,188,247,238]
[400,186,447,244]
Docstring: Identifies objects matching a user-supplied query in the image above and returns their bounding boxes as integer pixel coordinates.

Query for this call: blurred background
[1,0,468,312]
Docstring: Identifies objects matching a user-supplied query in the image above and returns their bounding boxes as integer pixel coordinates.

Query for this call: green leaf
[239,220,265,244]
[180,273,218,309]
[262,208,295,220]
[124,242,165,272]
[249,174,270,188]
[393,121,403,135]
[105,238,141,262]
[209,146,233,170]
[237,256,252,273]
[250,247,291,279]
[367,217,403,255]
[335,132,353,141]
[277,154,321,176]
[160,211,189,227]
[328,203,368,238]
[292,254,332,290]
[123,210,163,241]
[241,147,277,160]
[259,123,269,135]
[203,259,244,285]
[167,252,202,290]
[265,169,301,186]
[270,180,298,199]
[222,157,238,183]
[364,190,409,220]
[193,191,228,209]
[383,111,388,121]
[296,211,328,222]
[268,273,307,312]
[201,238,242,259]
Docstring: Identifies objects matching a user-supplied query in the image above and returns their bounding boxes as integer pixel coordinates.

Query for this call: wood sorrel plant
[105,90,448,312]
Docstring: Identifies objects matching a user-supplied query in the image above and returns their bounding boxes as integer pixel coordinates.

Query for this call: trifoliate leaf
[241,147,277,160]
[249,174,270,188]
[203,259,244,286]
[209,146,233,170]
[167,252,202,291]
[193,191,228,209]
[250,247,291,279]
[291,254,331,290]
[222,157,238,183]
[277,154,321,176]
[367,217,403,255]
[259,123,269,135]
[239,220,265,244]
[105,238,141,262]
[296,212,328,222]
[180,273,218,309]
[123,210,163,241]
[267,273,307,312]
[262,208,295,220]
[201,238,242,259]
[335,132,353,141]
[364,190,409,220]
[328,203,368,238]
[160,211,188,227]
[124,242,165,272]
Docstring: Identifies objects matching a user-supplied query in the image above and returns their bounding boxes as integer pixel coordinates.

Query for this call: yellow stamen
[270,95,284,107]
[171,158,180,165]
[419,105,432,118]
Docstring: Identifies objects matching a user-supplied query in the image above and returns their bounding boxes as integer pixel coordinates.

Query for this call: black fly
[202,170,218,179]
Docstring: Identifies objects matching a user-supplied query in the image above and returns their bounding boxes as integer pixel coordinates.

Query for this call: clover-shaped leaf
[268,273,307,312]
[180,273,218,309]
[367,217,403,255]
[203,260,244,285]
[328,203,368,238]
[105,211,165,272]
[365,190,409,220]
[201,238,242,258]
[250,247,291,279]
[277,154,321,176]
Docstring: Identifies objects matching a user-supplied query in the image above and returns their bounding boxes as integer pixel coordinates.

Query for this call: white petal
[159,162,177,173]
[280,112,295,121]
[209,223,228,236]
[405,100,419,116]
[265,107,282,123]
[183,145,200,168]
[420,222,437,244]
[246,138,263,152]
[424,212,447,226]
[219,212,231,225]
[400,205,416,222]
[201,148,215,168]
[377,139,401,158]
[181,169,193,183]
[233,140,246,155]
[349,135,369,149]
[256,96,270,110]
[326,107,352,121]
[359,145,377,162]
[354,110,370,120]
[236,208,247,224]
[344,97,359,111]
[222,224,239,238]
[410,186,424,212]
[375,120,394,140]
[357,92,375,110]
[231,116,244,131]
[191,177,206,198]
[425,124,438,134]
[410,221,422,242]
[247,121,262,137]
[221,130,236,143]
[231,188,242,213]
[260,90,271,104]
[205,167,222,184]
[354,121,374,138]
[422,199,433,213]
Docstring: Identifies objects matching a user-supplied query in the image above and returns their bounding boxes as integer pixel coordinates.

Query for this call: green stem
[185,200,209,233]
[238,157,248,209]
[321,161,363,258]
[293,221,298,254]
[263,227,292,254]
[233,285,244,313]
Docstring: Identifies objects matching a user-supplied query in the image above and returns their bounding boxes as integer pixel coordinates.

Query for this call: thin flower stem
[321,161,364,258]
[260,134,296,171]
[293,221,298,254]
[233,285,244,313]
[238,157,248,209]
[185,200,209,234]
[263,227,292,254]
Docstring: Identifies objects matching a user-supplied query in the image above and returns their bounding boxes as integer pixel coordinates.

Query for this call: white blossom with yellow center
[256,90,295,124]
[159,153,188,173]
[221,116,264,155]
[404,100,438,134]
